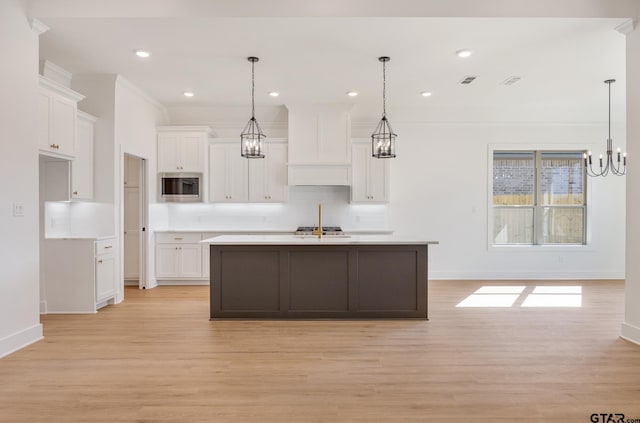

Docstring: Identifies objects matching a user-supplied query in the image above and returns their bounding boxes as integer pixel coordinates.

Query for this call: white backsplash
[155,186,389,231]
[44,201,114,238]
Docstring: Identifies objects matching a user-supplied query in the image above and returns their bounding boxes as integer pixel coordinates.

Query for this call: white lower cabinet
[155,233,203,280]
[43,237,117,314]
[96,245,116,302]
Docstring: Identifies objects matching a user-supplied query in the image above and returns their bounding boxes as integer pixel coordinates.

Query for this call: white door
[368,154,389,202]
[51,96,76,157]
[124,186,140,280]
[123,154,147,290]
[351,143,370,202]
[227,144,248,202]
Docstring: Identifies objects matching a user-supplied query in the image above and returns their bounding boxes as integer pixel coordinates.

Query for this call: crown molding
[615,18,638,35]
[30,18,49,35]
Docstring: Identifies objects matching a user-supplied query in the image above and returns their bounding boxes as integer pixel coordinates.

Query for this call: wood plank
[1,280,639,422]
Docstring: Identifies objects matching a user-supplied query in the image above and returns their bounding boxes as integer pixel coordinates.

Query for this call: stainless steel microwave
[159,173,201,202]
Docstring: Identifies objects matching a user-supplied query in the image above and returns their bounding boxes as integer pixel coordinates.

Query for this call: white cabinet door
[157,134,181,172]
[51,96,76,157]
[209,142,248,202]
[179,134,205,172]
[71,113,94,200]
[351,142,389,203]
[38,79,82,158]
[368,152,389,202]
[156,244,180,278]
[249,142,288,202]
[38,91,51,151]
[158,132,206,173]
[96,254,116,302]
[179,244,202,278]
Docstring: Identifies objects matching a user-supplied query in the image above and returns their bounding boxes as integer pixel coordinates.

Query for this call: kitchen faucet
[312,203,323,239]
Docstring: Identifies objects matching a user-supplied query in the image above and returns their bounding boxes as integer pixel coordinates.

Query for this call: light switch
[13,202,24,217]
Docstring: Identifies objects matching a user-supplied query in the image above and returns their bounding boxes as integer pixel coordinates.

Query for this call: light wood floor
[2,280,640,423]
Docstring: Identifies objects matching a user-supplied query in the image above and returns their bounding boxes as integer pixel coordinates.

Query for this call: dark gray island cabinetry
[204,235,438,319]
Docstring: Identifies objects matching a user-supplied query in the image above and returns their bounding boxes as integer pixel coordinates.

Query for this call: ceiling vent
[502,76,522,86]
[459,76,477,85]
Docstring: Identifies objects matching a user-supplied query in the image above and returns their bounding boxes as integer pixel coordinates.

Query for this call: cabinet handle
[73,191,78,196]
[174,237,183,240]
[98,259,103,264]
[104,245,113,249]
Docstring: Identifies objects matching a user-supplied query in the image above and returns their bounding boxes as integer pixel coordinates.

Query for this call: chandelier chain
[251,59,255,119]
[382,59,386,117]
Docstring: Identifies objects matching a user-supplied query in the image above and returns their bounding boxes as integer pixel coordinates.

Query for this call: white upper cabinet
[351,141,389,203]
[38,76,84,159]
[248,141,288,202]
[157,126,212,173]
[209,139,288,203]
[209,141,249,202]
[70,111,96,200]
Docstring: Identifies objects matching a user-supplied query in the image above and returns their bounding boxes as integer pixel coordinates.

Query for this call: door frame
[122,152,149,291]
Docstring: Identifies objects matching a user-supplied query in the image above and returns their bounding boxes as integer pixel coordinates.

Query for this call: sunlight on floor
[456,286,583,308]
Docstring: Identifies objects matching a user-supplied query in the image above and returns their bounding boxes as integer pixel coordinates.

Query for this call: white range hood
[286,104,352,186]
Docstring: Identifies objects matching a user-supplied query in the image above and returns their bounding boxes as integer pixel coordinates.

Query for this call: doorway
[123,154,147,289]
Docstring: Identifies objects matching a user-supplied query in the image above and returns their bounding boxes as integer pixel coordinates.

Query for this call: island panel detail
[210,244,429,319]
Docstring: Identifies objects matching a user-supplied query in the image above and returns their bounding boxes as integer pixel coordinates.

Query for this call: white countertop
[202,234,437,246]
[155,229,394,234]
[45,235,116,241]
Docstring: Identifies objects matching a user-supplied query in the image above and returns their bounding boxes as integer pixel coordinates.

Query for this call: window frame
[487,144,592,252]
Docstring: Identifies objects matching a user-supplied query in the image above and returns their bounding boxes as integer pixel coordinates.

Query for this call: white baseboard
[429,270,625,280]
[40,300,47,314]
[0,324,44,359]
[621,322,640,346]
[157,280,210,286]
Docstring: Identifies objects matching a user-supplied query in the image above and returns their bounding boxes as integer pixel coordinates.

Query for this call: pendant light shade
[241,57,266,159]
[372,56,397,159]
[584,79,626,176]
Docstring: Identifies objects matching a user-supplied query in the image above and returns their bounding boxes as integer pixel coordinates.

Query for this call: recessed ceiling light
[456,49,473,58]
[346,91,359,97]
[183,92,194,97]
[268,91,280,97]
[135,50,151,58]
[421,91,433,97]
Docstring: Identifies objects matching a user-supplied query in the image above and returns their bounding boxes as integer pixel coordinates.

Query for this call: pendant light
[372,56,397,158]
[584,79,626,176]
[241,56,266,159]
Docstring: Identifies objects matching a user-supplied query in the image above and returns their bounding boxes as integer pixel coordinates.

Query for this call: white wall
[364,122,627,279]
[114,77,168,290]
[623,24,640,344]
[0,0,43,358]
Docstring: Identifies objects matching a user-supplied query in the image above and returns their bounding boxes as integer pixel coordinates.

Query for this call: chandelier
[240,56,266,159]
[584,79,626,176]
[371,56,397,158]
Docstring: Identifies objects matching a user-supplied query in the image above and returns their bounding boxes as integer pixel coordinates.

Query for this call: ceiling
[39,17,627,121]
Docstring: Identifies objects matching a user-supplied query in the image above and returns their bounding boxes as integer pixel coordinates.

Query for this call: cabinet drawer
[156,232,201,244]
[95,239,116,256]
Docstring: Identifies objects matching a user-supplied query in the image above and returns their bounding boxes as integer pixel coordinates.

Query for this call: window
[492,151,586,245]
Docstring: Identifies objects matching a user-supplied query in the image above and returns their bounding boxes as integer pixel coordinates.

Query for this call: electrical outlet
[13,202,24,217]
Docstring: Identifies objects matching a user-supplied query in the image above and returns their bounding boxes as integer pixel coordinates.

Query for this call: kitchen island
[203,235,438,319]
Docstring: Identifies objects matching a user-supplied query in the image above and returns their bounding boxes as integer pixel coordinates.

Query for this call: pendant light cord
[382,59,386,117]
[608,80,611,141]
[251,59,256,119]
